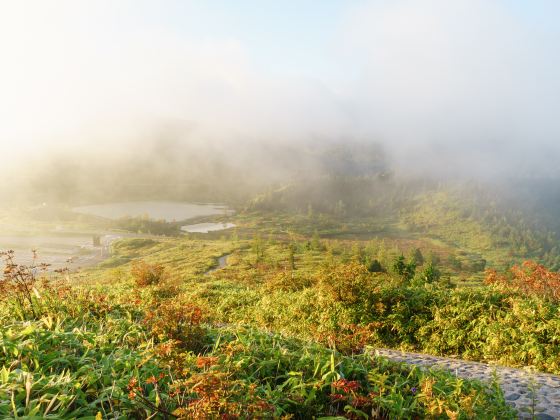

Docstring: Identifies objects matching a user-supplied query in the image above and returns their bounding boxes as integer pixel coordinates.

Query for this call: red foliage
[332,379,361,393]
[318,322,383,354]
[196,356,219,369]
[328,378,371,416]
[144,299,206,351]
[170,372,275,419]
[485,260,560,300]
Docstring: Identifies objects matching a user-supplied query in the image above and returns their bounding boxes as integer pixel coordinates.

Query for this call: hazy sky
[1,0,559,176]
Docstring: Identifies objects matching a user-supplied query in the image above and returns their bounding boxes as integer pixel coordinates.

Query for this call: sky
[1,0,559,177]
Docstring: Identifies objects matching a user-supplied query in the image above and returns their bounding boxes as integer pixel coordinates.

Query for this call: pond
[181,222,236,233]
[0,233,119,270]
[73,201,230,222]
[0,201,234,270]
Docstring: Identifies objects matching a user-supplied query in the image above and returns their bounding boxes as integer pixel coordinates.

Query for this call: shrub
[392,254,416,282]
[131,260,165,287]
[417,261,441,284]
[485,260,560,301]
[0,250,51,319]
[317,262,377,306]
[264,270,313,292]
[367,259,385,273]
[144,297,207,352]
[410,248,424,265]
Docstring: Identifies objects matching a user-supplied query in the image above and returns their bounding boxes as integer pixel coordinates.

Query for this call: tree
[420,261,441,283]
[311,230,323,251]
[252,234,264,264]
[410,248,424,266]
[376,240,388,266]
[307,203,314,218]
[469,257,487,272]
[367,259,385,273]
[334,200,346,216]
[447,254,462,270]
[392,254,416,282]
[288,243,296,270]
[351,243,365,263]
[427,251,440,265]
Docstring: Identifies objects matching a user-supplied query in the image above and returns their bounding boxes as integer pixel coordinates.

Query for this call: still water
[73,201,230,222]
[181,222,236,233]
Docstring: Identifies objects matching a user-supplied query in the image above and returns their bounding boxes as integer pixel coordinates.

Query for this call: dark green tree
[420,261,441,283]
[288,243,296,270]
[367,259,385,273]
[392,254,416,282]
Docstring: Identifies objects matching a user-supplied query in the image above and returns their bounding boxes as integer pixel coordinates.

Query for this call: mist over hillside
[2,0,560,192]
[3,3,560,418]
[1,0,560,272]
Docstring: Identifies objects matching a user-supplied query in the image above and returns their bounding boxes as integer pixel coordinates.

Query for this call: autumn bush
[317,261,379,306]
[131,259,165,287]
[264,269,313,292]
[485,260,560,301]
[144,296,208,352]
[0,250,51,319]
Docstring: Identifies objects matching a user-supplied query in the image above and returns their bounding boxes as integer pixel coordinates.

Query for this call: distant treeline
[248,176,560,270]
[113,216,181,236]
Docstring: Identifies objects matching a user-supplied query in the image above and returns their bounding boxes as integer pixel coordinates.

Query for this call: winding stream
[206,254,231,274]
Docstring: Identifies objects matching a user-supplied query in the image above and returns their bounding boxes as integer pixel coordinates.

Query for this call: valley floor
[2,206,560,418]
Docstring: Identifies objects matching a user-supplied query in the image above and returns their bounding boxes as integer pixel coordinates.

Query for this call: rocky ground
[374,349,560,419]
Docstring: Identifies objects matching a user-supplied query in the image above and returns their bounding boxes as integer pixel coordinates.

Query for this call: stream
[206,254,231,274]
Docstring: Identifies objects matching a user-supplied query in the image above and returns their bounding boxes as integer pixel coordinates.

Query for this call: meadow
[1,191,559,419]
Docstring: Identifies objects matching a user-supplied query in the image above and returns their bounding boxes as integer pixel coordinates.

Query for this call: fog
[1,0,560,200]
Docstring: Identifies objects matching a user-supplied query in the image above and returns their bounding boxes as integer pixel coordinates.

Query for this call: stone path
[374,349,560,419]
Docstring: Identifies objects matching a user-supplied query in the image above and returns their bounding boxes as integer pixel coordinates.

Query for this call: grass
[81,231,560,374]
[0,277,515,419]
[2,200,559,418]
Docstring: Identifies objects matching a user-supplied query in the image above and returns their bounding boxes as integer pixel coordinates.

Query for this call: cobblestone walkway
[374,349,560,419]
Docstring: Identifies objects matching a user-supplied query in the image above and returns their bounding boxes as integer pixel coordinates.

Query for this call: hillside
[2,186,560,417]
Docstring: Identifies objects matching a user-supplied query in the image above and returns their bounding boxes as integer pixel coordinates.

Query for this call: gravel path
[373,349,560,419]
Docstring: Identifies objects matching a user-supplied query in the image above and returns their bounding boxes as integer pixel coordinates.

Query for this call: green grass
[2,197,559,418]
[81,231,560,375]
[0,283,515,419]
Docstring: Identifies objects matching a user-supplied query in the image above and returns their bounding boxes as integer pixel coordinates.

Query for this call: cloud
[0,0,559,179]
[339,0,560,176]
[0,0,350,164]
[0,1,254,159]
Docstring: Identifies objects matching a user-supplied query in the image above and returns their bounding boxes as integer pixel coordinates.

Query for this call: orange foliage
[131,260,165,287]
[144,299,206,350]
[485,260,560,300]
[318,322,383,354]
[171,372,274,419]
